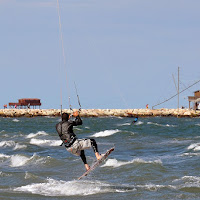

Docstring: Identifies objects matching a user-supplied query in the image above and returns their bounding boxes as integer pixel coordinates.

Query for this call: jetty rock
[0,108,200,118]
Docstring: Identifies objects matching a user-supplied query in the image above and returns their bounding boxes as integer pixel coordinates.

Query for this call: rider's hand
[73,111,79,117]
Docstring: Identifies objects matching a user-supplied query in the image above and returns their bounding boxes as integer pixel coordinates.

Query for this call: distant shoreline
[0,108,200,118]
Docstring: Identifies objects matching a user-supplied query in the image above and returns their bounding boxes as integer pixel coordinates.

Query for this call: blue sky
[0,0,200,109]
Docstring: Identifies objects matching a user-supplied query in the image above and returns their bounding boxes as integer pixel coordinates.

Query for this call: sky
[0,0,200,109]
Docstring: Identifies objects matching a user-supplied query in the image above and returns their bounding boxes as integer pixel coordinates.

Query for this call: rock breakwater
[0,109,200,118]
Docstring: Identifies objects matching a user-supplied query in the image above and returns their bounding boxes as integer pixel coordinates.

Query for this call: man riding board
[56,111,102,171]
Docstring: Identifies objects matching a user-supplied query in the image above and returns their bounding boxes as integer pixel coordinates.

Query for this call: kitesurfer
[131,116,138,125]
[56,111,102,171]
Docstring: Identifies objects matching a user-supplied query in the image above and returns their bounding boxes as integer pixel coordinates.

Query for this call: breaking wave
[30,138,61,147]
[26,131,48,138]
[187,143,200,151]
[101,158,162,168]
[91,129,120,138]
[0,140,16,148]
[0,153,51,167]
[0,140,27,150]
[13,178,135,196]
[147,122,176,127]
[12,119,20,122]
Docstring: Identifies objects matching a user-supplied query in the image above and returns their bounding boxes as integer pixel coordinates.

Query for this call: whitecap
[91,129,120,138]
[26,131,48,138]
[117,123,131,126]
[0,140,16,148]
[187,143,200,151]
[13,143,27,150]
[10,155,30,167]
[0,153,10,159]
[135,121,144,125]
[9,154,48,167]
[12,119,19,122]
[147,122,176,127]
[181,152,200,156]
[30,138,61,147]
[14,179,115,196]
[101,158,162,168]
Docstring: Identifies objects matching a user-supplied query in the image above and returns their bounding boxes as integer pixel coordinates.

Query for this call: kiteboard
[78,147,114,180]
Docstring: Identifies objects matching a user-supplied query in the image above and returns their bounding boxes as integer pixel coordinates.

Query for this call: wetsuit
[56,115,99,164]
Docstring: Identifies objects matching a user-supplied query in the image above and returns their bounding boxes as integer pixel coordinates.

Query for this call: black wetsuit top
[56,116,82,147]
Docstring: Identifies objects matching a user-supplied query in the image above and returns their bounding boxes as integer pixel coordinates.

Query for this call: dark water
[0,116,200,200]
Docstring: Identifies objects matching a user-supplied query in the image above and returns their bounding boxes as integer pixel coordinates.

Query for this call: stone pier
[0,109,200,118]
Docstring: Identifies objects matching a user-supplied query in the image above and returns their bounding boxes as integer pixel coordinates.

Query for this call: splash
[91,129,120,138]
[14,178,116,196]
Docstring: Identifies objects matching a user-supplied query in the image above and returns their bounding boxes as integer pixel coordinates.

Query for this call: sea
[0,116,200,200]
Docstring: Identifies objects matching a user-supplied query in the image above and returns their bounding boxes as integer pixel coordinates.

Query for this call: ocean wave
[26,131,48,138]
[135,121,144,125]
[147,122,176,127]
[0,140,27,150]
[12,119,20,122]
[9,154,51,167]
[13,178,134,196]
[10,155,30,167]
[0,153,10,159]
[101,158,162,168]
[30,138,61,147]
[117,122,131,126]
[91,129,120,138]
[13,143,27,150]
[181,152,200,157]
[187,143,200,151]
[0,140,16,148]
[172,176,200,191]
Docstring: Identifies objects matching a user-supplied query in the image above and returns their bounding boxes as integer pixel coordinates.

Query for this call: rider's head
[62,113,69,121]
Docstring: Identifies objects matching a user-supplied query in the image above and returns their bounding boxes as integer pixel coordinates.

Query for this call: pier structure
[8,98,41,109]
[188,90,200,111]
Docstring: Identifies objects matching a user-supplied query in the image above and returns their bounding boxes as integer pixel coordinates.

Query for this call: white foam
[26,131,48,138]
[187,143,200,151]
[12,119,19,122]
[0,153,10,159]
[181,152,200,156]
[135,121,144,125]
[9,154,48,167]
[13,143,27,150]
[147,122,176,127]
[91,129,120,138]
[101,158,162,168]
[14,178,114,196]
[30,138,61,147]
[0,140,16,148]
[0,140,27,150]
[117,123,131,126]
[10,155,30,167]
